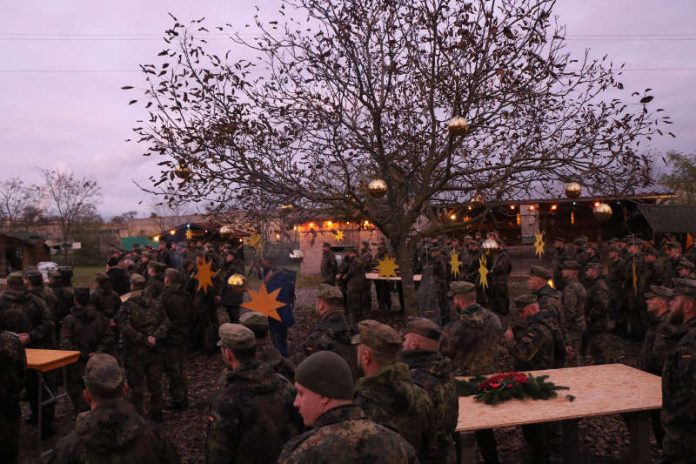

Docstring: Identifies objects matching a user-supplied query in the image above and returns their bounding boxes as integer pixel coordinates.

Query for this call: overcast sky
[1,0,694,218]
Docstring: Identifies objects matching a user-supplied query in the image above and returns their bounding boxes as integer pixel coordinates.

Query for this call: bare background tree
[0,178,39,231]
[131,0,669,312]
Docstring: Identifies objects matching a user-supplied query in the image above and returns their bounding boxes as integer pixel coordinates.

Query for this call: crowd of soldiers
[0,232,695,463]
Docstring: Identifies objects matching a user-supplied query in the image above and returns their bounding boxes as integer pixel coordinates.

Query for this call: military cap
[448,281,476,297]
[240,311,269,331]
[148,261,165,271]
[673,278,696,297]
[405,317,443,341]
[552,237,566,243]
[608,246,622,254]
[676,258,695,270]
[666,241,683,250]
[83,354,125,391]
[316,284,344,304]
[217,323,256,350]
[573,236,588,245]
[463,235,473,240]
[295,351,354,400]
[529,265,552,280]
[7,271,24,284]
[74,287,91,305]
[130,273,146,285]
[644,285,676,300]
[95,272,110,282]
[607,238,619,244]
[513,294,537,310]
[586,262,603,270]
[351,319,402,355]
[561,260,580,271]
[164,267,180,278]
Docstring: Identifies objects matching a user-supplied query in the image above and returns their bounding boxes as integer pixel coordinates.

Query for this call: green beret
[240,311,269,331]
[405,317,443,341]
[295,351,354,400]
[677,258,695,270]
[644,285,676,300]
[448,281,476,297]
[83,354,125,391]
[552,237,566,243]
[316,284,344,304]
[560,260,580,271]
[351,319,402,355]
[217,323,256,350]
[673,278,696,297]
[573,236,588,245]
[529,265,552,280]
[513,294,537,310]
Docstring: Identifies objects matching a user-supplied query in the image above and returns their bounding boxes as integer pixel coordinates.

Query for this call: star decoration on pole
[185,228,193,241]
[333,230,345,242]
[450,251,462,278]
[478,256,489,289]
[534,232,545,259]
[242,282,286,321]
[376,256,399,278]
[195,258,218,293]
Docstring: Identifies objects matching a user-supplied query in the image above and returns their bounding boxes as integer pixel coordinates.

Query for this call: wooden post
[561,419,582,464]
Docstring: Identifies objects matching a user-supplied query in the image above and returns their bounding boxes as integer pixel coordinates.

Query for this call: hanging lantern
[593,202,612,222]
[227,273,246,288]
[367,179,388,198]
[220,225,235,238]
[447,116,469,136]
[482,238,500,252]
[174,164,191,180]
[565,182,582,199]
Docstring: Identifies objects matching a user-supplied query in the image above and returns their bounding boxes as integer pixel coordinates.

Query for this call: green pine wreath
[456,371,571,405]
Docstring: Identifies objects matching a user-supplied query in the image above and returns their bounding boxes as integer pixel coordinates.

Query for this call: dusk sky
[1,0,694,218]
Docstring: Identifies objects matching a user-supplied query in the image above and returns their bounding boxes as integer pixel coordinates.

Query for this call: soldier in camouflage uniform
[550,237,575,291]
[505,295,558,463]
[662,242,683,288]
[145,261,165,298]
[622,239,645,339]
[583,262,611,364]
[352,320,438,462]
[606,246,626,334]
[279,351,417,463]
[207,324,302,463]
[527,265,565,367]
[48,269,74,341]
[676,257,695,279]
[486,245,512,316]
[160,268,192,409]
[118,273,169,421]
[660,278,696,462]
[560,261,586,366]
[441,280,501,463]
[341,248,368,322]
[0,327,26,464]
[360,241,374,311]
[89,273,121,320]
[240,311,296,381]
[320,242,338,285]
[25,269,59,321]
[50,354,180,464]
[402,317,457,463]
[60,288,115,414]
[303,284,357,378]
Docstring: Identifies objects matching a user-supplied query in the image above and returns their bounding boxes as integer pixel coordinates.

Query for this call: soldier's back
[443,304,502,375]
[304,310,356,375]
[511,314,556,371]
[256,339,296,381]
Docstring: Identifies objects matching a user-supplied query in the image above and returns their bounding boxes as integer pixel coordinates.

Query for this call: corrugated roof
[637,204,696,233]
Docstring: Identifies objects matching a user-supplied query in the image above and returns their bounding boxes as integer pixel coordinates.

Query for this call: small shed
[0,232,50,277]
[120,236,159,251]
[637,204,696,234]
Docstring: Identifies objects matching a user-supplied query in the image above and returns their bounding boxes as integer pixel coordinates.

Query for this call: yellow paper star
[478,256,489,289]
[242,282,285,321]
[195,258,218,293]
[333,230,345,242]
[376,256,399,278]
[247,233,262,249]
[534,232,545,259]
[450,251,462,278]
[185,228,193,241]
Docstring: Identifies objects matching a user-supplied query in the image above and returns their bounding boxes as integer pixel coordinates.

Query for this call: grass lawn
[71,266,105,288]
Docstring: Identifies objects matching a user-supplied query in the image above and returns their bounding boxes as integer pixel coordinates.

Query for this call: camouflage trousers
[65,360,90,415]
[163,342,189,406]
[124,351,164,416]
[582,330,609,365]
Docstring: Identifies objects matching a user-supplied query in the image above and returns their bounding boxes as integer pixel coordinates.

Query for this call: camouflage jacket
[48,284,74,325]
[303,309,356,376]
[256,337,296,381]
[50,399,180,464]
[0,331,26,415]
[606,257,626,295]
[160,284,193,345]
[509,311,556,371]
[118,291,169,354]
[489,250,512,285]
[354,362,437,461]
[561,279,587,346]
[641,313,680,375]
[401,349,457,463]
[0,289,54,348]
[60,306,115,360]
[661,317,696,460]
[585,276,611,333]
[343,258,367,293]
[89,287,122,319]
[278,404,418,464]
[206,361,302,464]
[533,284,563,322]
[320,252,338,285]
[30,286,59,320]
[552,247,576,290]
[442,303,502,376]
[144,275,164,299]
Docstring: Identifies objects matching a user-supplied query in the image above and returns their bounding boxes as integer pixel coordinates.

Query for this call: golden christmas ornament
[564,182,582,199]
[227,273,246,288]
[175,164,191,180]
[482,238,500,252]
[447,116,469,136]
[219,225,235,238]
[367,179,388,198]
[593,202,612,222]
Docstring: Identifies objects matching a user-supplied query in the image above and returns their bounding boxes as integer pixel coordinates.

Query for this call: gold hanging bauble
[367,179,388,198]
[227,273,246,288]
[174,164,191,180]
[447,116,469,136]
[593,202,612,222]
[564,182,582,199]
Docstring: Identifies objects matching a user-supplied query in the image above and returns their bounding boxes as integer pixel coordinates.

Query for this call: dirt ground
[20,278,662,463]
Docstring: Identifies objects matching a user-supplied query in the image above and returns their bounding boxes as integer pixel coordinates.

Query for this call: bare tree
[131,0,669,313]
[0,178,39,231]
[40,169,102,242]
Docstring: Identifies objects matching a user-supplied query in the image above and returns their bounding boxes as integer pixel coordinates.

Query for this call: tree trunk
[395,241,418,317]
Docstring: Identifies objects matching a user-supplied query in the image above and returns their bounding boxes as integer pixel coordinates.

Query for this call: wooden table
[365,273,422,312]
[457,364,661,464]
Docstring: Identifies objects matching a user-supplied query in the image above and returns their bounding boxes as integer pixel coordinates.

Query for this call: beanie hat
[295,351,354,400]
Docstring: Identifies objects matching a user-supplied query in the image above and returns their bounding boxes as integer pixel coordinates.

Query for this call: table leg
[458,432,476,464]
[626,411,651,464]
[561,419,582,464]
[37,372,43,448]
